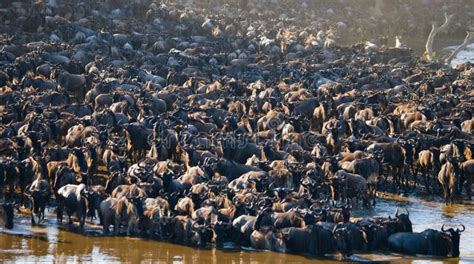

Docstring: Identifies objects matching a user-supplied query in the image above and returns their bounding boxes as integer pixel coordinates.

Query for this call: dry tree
[425,12,474,65]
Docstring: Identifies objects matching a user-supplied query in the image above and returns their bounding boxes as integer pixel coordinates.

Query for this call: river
[1,193,473,263]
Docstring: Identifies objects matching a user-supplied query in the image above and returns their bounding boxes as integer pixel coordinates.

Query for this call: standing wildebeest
[99,196,141,236]
[25,177,50,225]
[0,157,18,199]
[57,183,88,229]
[460,159,474,200]
[55,70,90,102]
[330,170,371,208]
[416,148,440,193]
[388,225,465,257]
[125,123,152,163]
[438,158,457,205]
[343,157,380,205]
[367,142,405,189]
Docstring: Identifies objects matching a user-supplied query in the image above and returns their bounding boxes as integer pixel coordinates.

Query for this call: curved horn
[232,196,240,205]
[268,182,275,191]
[395,208,399,218]
[405,208,409,216]
[457,224,465,232]
[441,224,447,232]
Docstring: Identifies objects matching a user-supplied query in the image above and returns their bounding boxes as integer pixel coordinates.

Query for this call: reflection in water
[0,196,473,263]
[0,231,342,264]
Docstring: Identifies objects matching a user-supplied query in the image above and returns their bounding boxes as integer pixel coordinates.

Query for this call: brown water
[0,194,473,263]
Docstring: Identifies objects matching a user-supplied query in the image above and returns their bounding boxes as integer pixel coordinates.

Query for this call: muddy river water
[1,194,473,263]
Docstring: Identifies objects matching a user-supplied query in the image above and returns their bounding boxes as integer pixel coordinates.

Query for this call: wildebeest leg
[87,168,93,186]
[458,171,465,195]
[57,201,63,224]
[456,174,463,195]
[363,194,371,209]
[389,165,397,190]
[413,166,419,188]
[402,167,408,191]
[466,176,472,200]
[423,170,430,193]
[399,166,406,192]
[7,180,14,200]
[442,185,449,205]
[127,149,134,164]
[380,165,389,190]
[409,163,416,182]
[449,187,454,205]
[40,205,45,222]
[114,217,120,235]
[80,214,85,230]
[369,183,377,206]
[31,209,36,225]
[127,219,133,236]
[68,213,73,225]
[391,166,400,191]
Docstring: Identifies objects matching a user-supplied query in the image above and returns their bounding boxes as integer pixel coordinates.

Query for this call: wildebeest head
[105,172,129,194]
[394,208,412,232]
[190,222,215,247]
[254,207,273,230]
[213,220,231,245]
[339,204,352,223]
[441,224,465,257]
[87,187,108,219]
[332,225,351,256]
[269,229,287,253]
[28,190,45,215]
[299,208,318,225]
[127,196,144,217]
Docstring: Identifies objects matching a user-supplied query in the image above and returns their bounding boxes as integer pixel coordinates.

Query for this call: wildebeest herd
[0,0,472,259]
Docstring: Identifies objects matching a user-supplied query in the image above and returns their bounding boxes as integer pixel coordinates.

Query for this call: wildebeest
[416,148,440,193]
[55,70,90,102]
[460,159,474,199]
[281,224,348,256]
[438,158,458,205]
[99,196,141,235]
[250,227,286,253]
[330,170,371,208]
[366,142,405,189]
[254,207,305,230]
[57,184,89,229]
[388,225,465,257]
[25,177,50,225]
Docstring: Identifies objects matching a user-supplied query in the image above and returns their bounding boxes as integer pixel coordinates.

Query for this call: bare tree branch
[445,31,474,65]
[425,13,454,61]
